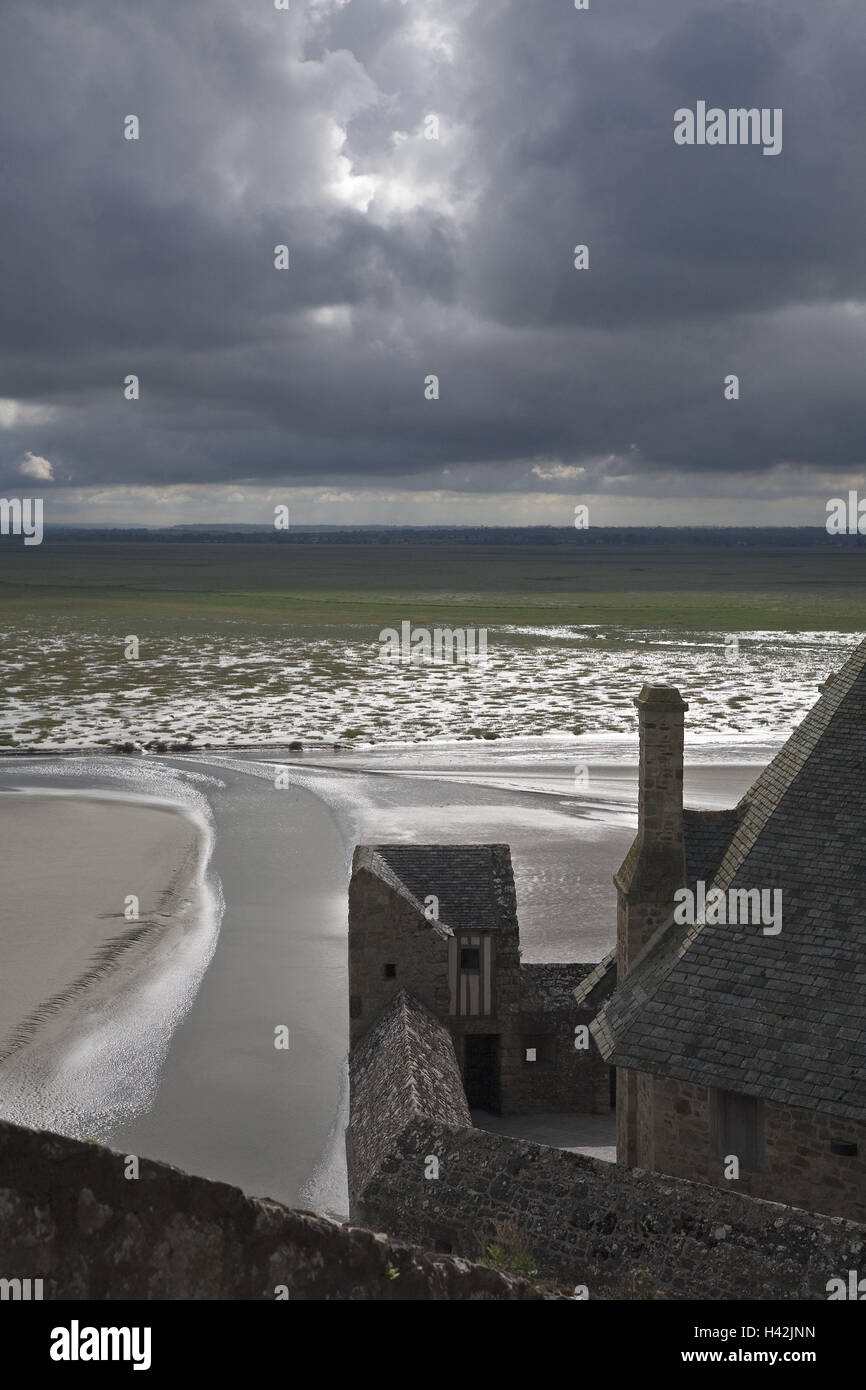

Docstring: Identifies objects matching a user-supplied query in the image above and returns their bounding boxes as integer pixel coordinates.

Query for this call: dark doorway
[609,1066,617,1108]
[464,1034,500,1112]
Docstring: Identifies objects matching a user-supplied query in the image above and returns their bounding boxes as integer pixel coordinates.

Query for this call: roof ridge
[356,842,512,937]
[354,846,454,938]
[732,637,866,823]
[573,947,616,1006]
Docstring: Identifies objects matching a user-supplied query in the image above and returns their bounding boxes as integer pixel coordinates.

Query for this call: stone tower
[613,683,688,1162]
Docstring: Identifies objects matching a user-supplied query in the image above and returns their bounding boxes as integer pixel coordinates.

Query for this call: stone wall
[520,963,593,1010]
[0,1119,560,1300]
[641,1073,866,1224]
[508,963,612,1113]
[349,860,453,1047]
[354,1118,866,1300]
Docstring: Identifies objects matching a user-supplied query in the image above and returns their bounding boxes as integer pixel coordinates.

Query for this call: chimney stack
[614,684,688,978]
[612,684,688,1167]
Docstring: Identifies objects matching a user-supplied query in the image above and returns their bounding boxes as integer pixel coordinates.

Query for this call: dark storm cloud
[0,0,864,502]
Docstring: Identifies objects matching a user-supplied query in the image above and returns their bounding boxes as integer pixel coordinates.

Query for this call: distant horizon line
[34,522,848,533]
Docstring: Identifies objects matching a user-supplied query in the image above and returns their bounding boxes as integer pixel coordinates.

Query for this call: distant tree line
[40,525,866,548]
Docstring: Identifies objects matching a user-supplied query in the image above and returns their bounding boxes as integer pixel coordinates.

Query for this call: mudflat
[0,791,201,1059]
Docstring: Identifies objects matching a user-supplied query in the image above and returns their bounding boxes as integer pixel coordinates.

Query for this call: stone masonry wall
[643,1073,866,1224]
[508,963,612,1113]
[520,963,594,1009]
[0,1119,560,1300]
[354,1117,866,1300]
[349,867,452,1047]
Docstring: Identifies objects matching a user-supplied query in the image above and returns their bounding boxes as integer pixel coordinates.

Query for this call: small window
[383,963,397,980]
[460,947,481,972]
[523,1035,550,1066]
[710,1089,764,1170]
[830,1139,858,1157]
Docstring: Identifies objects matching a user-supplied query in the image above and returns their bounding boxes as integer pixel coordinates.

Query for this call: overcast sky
[0,0,864,525]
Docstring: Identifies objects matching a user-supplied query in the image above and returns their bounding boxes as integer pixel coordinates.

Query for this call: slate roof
[346,989,471,1202]
[574,813,740,1007]
[359,843,514,933]
[593,636,866,1122]
[683,808,743,894]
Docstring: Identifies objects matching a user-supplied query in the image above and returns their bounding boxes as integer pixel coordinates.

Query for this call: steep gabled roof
[574,811,741,1007]
[683,808,743,894]
[593,636,866,1122]
[352,845,453,938]
[357,843,514,934]
[347,989,471,1202]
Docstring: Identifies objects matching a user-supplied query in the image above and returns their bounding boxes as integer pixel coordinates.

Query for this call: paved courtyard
[473,1110,616,1163]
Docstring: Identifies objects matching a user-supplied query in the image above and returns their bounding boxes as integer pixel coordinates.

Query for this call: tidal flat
[2,538,862,752]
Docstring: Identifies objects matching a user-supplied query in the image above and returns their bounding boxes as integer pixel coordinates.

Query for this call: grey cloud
[0,0,864,506]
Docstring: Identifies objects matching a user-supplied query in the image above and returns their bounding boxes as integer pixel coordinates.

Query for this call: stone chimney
[614,684,688,978]
[613,684,688,1167]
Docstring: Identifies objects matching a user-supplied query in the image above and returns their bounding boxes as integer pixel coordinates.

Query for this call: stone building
[588,636,866,1222]
[344,993,866,1300]
[349,843,610,1115]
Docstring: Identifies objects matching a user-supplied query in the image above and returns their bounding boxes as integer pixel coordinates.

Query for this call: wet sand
[0,792,202,1061]
[245,747,760,962]
[105,761,349,1216]
[0,758,349,1215]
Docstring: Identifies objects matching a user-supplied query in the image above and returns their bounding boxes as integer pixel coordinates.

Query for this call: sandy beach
[0,792,202,1062]
[0,757,350,1214]
[0,774,222,1154]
